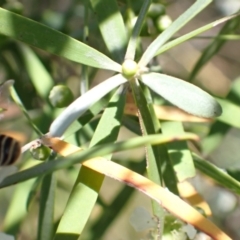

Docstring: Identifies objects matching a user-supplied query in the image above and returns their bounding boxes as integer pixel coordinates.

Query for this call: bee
[0,134,21,166]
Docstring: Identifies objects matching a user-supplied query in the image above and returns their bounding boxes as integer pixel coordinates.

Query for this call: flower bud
[49,85,74,108]
[155,15,172,32]
[148,3,165,19]
[30,144,51,160]
[122,60,138,79]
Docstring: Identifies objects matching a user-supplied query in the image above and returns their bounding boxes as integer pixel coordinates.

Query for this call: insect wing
[0,80,14,112]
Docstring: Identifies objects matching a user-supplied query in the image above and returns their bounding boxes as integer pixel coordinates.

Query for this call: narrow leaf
[125,0,151,60]
[90,0,127,63]
[54,167,103,240]
[193,153,240,195]
[155,14,239,56]
[49,74,127,137]
[129,79,162,185]
[54,88,126,239]
[189,16,240,82]
[90,160,146,239]
[129,79,165,228]
[0,133,199,188]
[141,72,222,118]
[141,84,179,196]
[37,174,56,240]
[139,0,212,67]
[161,121,195,181]
[0,8,121,71]
[178,181,211,216]
[83,158,231,240]
[89,86,126,149]
[3,177,36,234]
[17,44,53,99]
[63,90,115,139]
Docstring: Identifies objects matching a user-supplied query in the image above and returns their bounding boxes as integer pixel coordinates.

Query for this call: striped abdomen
[0,134,21,166]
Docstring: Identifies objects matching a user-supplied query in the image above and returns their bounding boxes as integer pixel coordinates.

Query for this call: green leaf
[2,166,37,234]
[201,75,240,155]
[0,7,121,71]
[141,72,222,118]
[193,153,240,195]
[90,160,146,239]
[141,84,179,197]
[216,98,240,128]
[155,14,239,56]
[129,79,165,228]
[90,0,127,63]
[37,173,56,240]
[138,0,212,67]
[129,79,162,185]
[54,87,126,239]
[17,44,53,99]
[125,0,151,60]
[0,133,198,188]
[161,121,195,181]
[63,90,115,139]
[49,74,127,137]
[89,87,126,149]
[189,16,240,82]
[54,167,103,240]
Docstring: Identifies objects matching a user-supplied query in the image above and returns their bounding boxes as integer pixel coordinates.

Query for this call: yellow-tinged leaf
[41,136,82,156]
[83,158,230,240]
[41,132,199,157]
[178,181,212,217]
[40,137,230,239]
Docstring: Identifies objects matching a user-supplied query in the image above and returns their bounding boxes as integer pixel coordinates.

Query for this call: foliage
[0,0,240,239]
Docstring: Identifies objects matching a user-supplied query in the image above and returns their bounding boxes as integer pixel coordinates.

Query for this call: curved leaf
[54,87,126,239]
[49,74,127,137]
[155,14,239,57]
[138,0,212,67]
[189,16,240,82]
[141,73,222,118]
[0,8,121,72]
[83,158,231,240]
[0,133,198,188]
